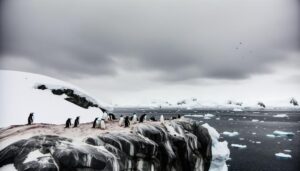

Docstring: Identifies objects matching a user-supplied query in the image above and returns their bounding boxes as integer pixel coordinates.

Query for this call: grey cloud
[0,0,299,82]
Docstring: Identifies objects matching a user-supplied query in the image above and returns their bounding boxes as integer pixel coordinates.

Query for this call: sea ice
[284,149,291,153]
[273,130,295,137]
[231,144,247,149]
[222,131,239,137]
[273,114,288,118]
[275,153,292,159]
[251,119,259,122]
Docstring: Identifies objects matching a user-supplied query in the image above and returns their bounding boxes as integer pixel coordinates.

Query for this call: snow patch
[23,150,51,163]
[0,164,17,171]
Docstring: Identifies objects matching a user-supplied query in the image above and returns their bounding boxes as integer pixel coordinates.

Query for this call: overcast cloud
[0,0,299,105]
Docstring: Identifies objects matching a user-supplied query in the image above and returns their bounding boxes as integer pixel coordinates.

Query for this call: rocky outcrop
[0,120,219,171]
[36,84,106,112]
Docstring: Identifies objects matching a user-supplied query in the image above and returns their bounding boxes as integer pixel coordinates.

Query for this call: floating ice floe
[273,114,288,118]
[228,118,233,121]
[233,108,243,112]
[256,141,261,144]
[204,113,215,119]
[223,131,239,137]
[251,119,259,122]
[284,149,291,153]
[273,130,295,137]
[184,114,203,118]
[231,144,247,149]
[266,134,276,138]
[275,153,292,159]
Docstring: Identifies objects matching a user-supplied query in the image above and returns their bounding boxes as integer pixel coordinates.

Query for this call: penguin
[108,113,116,121]
[103,112,109,122]
[124,116,130,128]
[65,118,72,128]
[27,113,34,125]
[119,115,125,126]
[160,115,165,123]
[74,116,80,127]
[92,117,98,128]
[150,116,156,121]
[100,119,106,129]
[177,114,181,119]
[132,114,138,124]
[139,114,147,123]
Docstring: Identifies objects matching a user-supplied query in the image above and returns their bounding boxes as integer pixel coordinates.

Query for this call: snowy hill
[0,70,107,128]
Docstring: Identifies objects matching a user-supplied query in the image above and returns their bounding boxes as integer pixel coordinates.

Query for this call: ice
[251,119,259,122]
[0,164,17,171]
[275,153,292,159]
[222,131,239,137]
[231,144,247,149]
[202,123,230,171]
[273,114,288,118]
[184,114,203,118]
[284,149,291,153]
[233,108,243,112]
[266,134,276,138]
[228,118,233,121]
[273,130,295,137]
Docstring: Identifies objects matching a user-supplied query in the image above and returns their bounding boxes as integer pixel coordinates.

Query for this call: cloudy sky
[0,0,299,106]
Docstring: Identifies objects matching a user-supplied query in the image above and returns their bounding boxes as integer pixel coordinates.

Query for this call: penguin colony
[26,112,181,130]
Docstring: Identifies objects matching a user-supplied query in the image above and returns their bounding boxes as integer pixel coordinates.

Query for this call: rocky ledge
[0,119,229,171]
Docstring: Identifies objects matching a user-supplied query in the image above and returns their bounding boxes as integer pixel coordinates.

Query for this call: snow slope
[0,70,106,128]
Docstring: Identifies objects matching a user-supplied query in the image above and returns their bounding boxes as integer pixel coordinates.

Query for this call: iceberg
[273,114,288,118]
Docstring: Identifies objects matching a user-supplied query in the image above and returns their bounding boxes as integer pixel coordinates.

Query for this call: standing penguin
[150,116,156,121]
[160,115,165,123]
[65,118,72,128]
[177,114,181,119]
[139,114,147,123]
[103,112,109,122]
[132,114,138,124]
[100,119,106,129]
[92,117,98,128]
[108,113,116,121]
[119,115,125,126]
[124,116,130,128]
[74,116,80,127]
[27,113,34,125]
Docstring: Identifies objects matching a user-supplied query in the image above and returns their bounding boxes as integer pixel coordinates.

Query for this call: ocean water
[113,108,300,171]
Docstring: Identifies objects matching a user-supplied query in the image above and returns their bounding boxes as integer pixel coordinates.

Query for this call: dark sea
[113,108,300,171]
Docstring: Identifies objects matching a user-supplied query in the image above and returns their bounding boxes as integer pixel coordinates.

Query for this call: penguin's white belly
[119,118,124,126]
[100,120,106,129]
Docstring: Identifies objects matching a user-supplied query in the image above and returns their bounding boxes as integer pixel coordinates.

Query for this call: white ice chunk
[273,114,288,118]
[231,144,247,149]
[222,131,239,137]
[251,119,259,122]
[275,153,292,159]
[273,130,295,137]
[284,149,291,153]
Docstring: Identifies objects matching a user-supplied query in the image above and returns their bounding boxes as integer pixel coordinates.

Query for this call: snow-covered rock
[0,70,108,128]
[0,119,227,171]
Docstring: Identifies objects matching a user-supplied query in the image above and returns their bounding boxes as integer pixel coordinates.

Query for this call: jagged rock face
[36,84,106,112]
[0,120,212,171]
